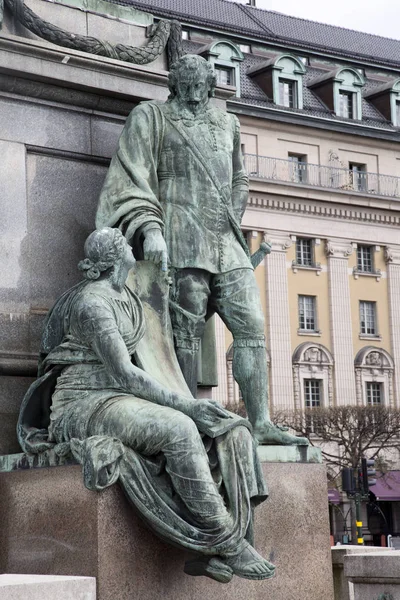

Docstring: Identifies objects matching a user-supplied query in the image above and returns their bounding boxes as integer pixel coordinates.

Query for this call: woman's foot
[222,542,275,580]
[184,556,233,583]
[253,421,309,446]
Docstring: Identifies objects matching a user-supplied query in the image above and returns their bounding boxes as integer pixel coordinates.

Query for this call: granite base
[0,458,334,600]
[0,574,96,600]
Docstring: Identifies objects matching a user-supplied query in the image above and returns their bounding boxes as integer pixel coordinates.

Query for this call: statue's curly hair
[168,54,217,99]
[78,228,126,280]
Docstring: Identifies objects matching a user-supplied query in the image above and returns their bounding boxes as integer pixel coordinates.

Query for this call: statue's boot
[232,346,309,446]
[175,344,199,397]
[184,556,233,583]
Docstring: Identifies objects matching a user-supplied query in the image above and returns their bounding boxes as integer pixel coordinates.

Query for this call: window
[298,295,317,331]
[304,379,322,433]
[396,101,400,127]
[359,301,377,335]
[349,162,367,191]
[181,29,189,40]
[279,79,296,108]
[366,382,382,405]
[304,379,321,408]
[357,245,373,272]
[239,44,251,54]
[338,90,354,118]
[296,238,313,266]
[215,66,234,86]
[289,153,307,183]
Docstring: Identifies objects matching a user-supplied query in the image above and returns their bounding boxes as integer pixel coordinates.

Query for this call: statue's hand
[143,229,168,272]
[184,399,232,425]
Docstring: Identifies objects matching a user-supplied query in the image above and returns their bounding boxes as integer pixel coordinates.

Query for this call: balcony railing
[244,154,400,199]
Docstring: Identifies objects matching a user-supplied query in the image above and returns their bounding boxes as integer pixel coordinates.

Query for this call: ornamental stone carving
[264,232,293,253]
[385,245,400,265]
[325,239,354,259]
[292,343,334,408]
[354,347,394,407]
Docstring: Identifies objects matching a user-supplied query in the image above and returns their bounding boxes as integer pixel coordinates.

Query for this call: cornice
[325,239,354,259]
[247,195,400,226]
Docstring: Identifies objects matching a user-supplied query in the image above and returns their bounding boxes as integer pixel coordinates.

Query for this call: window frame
[288,153,308,183]
[359,300,377,336]
[279,78,297,108]
[214,66,235,87]
[366,381,383,406]
[349,162,367,192]
[357,245,374,273]
[338,90,355,119]
[298,295,318,333]
[295,237,314,266]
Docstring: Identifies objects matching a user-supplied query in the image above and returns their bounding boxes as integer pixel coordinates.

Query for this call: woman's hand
[183,399,233,426]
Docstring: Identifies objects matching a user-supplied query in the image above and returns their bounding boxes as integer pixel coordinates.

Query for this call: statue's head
[78,227,135,280]
[168,54,216,115]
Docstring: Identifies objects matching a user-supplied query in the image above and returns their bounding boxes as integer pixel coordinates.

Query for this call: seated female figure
[18,227,275,583]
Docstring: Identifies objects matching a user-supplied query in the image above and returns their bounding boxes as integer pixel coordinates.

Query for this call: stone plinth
[344,551,400,600]
[0,574,96,599]
[332,546,394,600]
[0,458,334,600]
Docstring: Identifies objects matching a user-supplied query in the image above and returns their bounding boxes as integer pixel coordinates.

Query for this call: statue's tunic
[96,100,252,274]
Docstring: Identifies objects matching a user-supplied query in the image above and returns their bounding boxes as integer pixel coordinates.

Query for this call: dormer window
[279,79,296,108]
[197,41,244,97]
[309,67,364,121]
[247,54,306,110]
[338,90,354,119]
[215,66,234,86]
[365,79,400,127]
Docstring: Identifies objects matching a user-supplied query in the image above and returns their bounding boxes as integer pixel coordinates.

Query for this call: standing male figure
[97,54,306,445]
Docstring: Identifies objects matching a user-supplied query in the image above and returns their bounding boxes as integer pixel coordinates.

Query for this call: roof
[108,0,400,68]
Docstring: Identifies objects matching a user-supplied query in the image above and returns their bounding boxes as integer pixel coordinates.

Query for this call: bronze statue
[17,228,275,583]
[97,54,307,445]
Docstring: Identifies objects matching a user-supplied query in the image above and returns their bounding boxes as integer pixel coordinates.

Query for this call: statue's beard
[176,97,209,117]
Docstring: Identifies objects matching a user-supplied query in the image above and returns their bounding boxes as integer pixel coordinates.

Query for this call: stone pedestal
[344,550,400,600]
[0,457,334,600]
[0,574,96,600]
[332,546,393,600]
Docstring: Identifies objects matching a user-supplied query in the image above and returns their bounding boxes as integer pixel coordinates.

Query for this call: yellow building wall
[349,248,391,356]
[287,241,332,353]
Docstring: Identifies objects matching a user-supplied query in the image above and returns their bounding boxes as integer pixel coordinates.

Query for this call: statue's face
[174,71,210,115]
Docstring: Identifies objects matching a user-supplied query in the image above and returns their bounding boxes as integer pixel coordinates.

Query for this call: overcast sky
[234,0,400,41]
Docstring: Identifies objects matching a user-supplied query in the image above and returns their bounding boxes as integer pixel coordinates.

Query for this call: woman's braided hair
[78,228,126,280]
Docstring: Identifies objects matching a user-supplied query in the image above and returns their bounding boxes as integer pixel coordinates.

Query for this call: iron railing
[244,154,400,199]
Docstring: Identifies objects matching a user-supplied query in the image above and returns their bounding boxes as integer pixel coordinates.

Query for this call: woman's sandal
[223,542,276,581]
[184,556,234,583]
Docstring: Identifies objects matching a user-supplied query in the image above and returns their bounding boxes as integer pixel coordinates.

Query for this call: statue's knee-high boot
[232,344,270,427]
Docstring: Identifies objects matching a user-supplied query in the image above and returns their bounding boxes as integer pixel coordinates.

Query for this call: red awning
[370,471,400,501]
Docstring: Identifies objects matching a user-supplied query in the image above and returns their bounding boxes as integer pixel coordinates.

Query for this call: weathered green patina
[96,54,308,445]
[16,227,276,582]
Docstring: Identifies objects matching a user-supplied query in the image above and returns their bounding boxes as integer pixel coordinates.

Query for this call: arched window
[247,54,306,109]
[292,342,334,411]
[354,347,394,406]
[198,41,244,97]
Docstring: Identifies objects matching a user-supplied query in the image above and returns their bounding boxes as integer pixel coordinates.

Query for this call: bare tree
[272,405,400,478]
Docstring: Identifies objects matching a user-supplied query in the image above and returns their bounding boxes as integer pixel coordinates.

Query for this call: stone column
[325,239,357,405]
[264,232,294,411]
[385,245,400,407]
[211,314,229,406]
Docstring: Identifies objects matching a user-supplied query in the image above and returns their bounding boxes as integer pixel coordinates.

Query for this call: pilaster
[325,239,357,405]
[264,232,294,411]
[385,245,400,406]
